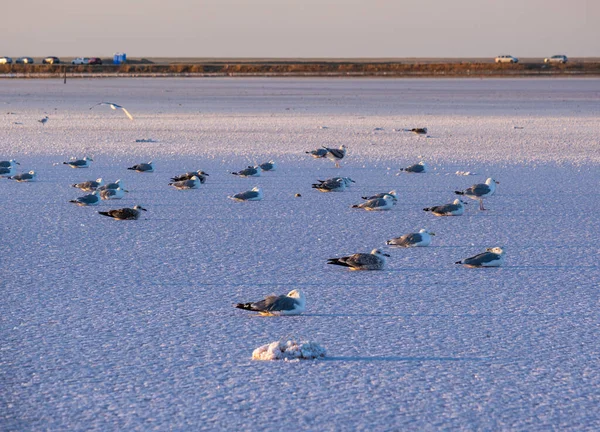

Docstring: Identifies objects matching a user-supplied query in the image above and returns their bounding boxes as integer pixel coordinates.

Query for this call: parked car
[495,55,519,64]
[544,55,568,64]
[88,57,103,65]
[0,56,12,64]
[16,57,34,64]
[72,57,90,65]
[42,56,60,65]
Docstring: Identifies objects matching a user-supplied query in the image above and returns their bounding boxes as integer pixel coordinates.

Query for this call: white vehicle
[0,56,12,64]
[495,55,519,64]
[544,55,568,64]
[71,57,90,65]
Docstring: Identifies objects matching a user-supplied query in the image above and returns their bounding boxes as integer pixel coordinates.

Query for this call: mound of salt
[252,340,326,361]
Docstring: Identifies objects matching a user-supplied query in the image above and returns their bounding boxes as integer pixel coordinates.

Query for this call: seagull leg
[335,162,341,168]
[479,199,485,211]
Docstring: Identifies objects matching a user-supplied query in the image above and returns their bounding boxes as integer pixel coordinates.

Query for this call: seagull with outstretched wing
[90,102,134,120]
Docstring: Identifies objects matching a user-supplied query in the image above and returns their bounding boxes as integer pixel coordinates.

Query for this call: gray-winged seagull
[456,247,505,267]
[98,205,147,220]
[327,249,390,271]
[9,170,37,182]
[259,160,277,171]
[235,289,306,316]
[361,190,398,202]
[169,176,200,190]
[90,102,134,120]
[72,178,103,191]
[232,166,261,177]
[128,162,154,172]
[0,159,20,168]
[70,191,100,206]
[170,170,209,184]
[100,187,125,200]
[351,195,395,211]
[387,229,435,247]
[0,166,16,177]
[325,145,347,168]
[423,198,466,216]
[455,177,499,210]
[228,186,263,201]
[400,161,429,173]
[64,156,93,168]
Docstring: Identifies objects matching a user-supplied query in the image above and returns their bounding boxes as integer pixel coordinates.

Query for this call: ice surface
[1,78,599,430]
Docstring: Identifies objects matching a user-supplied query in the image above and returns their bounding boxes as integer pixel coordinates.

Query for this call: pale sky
[3,0,598,58]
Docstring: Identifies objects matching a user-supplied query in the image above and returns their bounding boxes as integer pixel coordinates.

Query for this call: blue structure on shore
[113,53,127,65]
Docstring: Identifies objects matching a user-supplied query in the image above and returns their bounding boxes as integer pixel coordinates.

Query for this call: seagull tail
[231,172,239,176]
[327,259,350,267]
[127,167,136,170]
[455,260,464,265]
[235,303,256,311]
[455,191,465,195]
[98,211,112,218]
[423,207,432,212]
[351,204,360,208]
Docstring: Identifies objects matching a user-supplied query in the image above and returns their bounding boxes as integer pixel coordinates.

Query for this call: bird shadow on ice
[322,356,490,362]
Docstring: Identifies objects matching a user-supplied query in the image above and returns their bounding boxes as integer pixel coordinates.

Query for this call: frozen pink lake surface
[1,78,599,430]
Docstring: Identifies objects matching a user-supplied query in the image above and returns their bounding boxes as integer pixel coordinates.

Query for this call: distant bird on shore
[327,249,390,271]
[325,145,347,168]
[387,229,435,247]
[98,179,127,192]
[8,170,37,182]
[69,191,100,206]
[99,205,147,220]
[259,160,277,171]
[351,195,395,211]
[169,176,200,190]
[404,127,428,135]
[72,178,103,191]
[423,198,466,216]
[64,156,93,168]
[455,178,499,211]
[361,190,398,202]
[90,102,134,120]
[38,116,49,125]
[0,159,20,168]
[128,161,154,172]
[0,166,16,177]
[400,161,429,173]
[306,148,328,158]
[228,186,263,201]
[100,187,125,200]
[312,177,347,192]
[456,247,505,267]
[235,290,306,316]
[170,170,209,183]
[231,166,261,177]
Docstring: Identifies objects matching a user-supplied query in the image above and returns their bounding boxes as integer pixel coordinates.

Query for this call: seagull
[305,148,328,158]
[361,190,398,202]
[259,160,277,171]
[90,102,134,120]
[170,170,209,184]
[98,179,127,192]
[387,229,435,247]
[317,177,354,187]
[69,191,100,206]
[64,156,93,168]
[100,187,125,200]
[169,176,200,190]
[423,199,466,216]
[38,116,49,125]
[72,178,103,191]
[0,165,16,177]
[351,195,395,211]
[231,166,261,177]
[228,186,263,201]
[455,178,499,210]
[325,145,347,168]
[127,161,154,172]
[327,249,390,271]
[0,159,20,168]
[98,205,147,220]
[456,247,505,267]
[235,289,306,316]
[404,127,428,135]
[312,177,346,192]
[400,161,429,173]
[8,170,36,182]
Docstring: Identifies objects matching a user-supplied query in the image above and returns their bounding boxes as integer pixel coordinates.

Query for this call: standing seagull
[38,116,49,125]
[456,247,505,267]
[90,102,134,120]
[235,290,306,316]
[455,178,499,210]
[128,161,154,172]
[325,145,347,168]
[387,229,435,247]
[98,205,147,220]
[327,249,390,271]
[64,156,93,168]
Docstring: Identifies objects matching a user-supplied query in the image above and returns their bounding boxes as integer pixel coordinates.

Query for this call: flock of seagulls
[2,117,504,318]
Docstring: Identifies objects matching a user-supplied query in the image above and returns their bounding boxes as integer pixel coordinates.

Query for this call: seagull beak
[495,180,500,184]
[430,232,435,236]
[141,207,148,211]
[384,253,391,257]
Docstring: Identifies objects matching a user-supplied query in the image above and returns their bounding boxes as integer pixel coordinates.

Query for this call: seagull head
[419,229,435,236]
[371,249,391,258]
[486,178,500,185]
[487,246,504,255]
[133,205,148,211]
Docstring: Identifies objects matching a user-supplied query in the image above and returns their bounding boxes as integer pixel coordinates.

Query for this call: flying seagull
[90,102,134,120]
[455,178,499,211]
[99,205,147,220]
[235,289,306,316]
[456,247,505,267]
[327,249,390,271]
[387,229,435,247]
[423,199,466,216]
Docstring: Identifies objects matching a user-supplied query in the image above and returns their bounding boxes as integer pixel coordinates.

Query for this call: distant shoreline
[2,59,600,78]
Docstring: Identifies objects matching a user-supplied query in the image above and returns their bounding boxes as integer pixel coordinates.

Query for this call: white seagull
[351,194,395,211]
[90,102,134,120]
[235,289,306,316]
[455,178,499,210]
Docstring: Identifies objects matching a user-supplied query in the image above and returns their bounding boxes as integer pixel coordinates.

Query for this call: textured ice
[1,78,599,431]
[252,340,326,361]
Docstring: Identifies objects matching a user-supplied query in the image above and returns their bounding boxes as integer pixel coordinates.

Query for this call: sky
[2,0,598,58]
